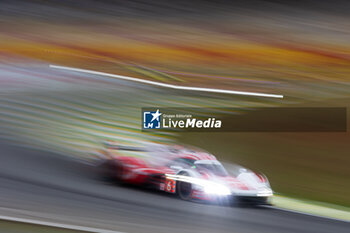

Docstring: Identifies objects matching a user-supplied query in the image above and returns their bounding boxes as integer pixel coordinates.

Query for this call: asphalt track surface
[0,142,349,233]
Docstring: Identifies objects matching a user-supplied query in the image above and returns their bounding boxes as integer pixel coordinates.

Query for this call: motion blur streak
[50,64,284,98]
[0,142,348,233]
[0,0,350,232]
[0,214,123,233]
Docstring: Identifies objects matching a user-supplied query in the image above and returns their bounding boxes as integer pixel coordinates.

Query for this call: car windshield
[194,161,228,176]
[168,158,196,168]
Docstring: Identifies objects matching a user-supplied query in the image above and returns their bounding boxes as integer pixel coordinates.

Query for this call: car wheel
[98,159,123,184]
[114,162,125,184]
[176,172,192,201]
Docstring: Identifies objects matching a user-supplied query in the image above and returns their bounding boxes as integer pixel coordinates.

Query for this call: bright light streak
[165,174,231,196]
[257,189,273,197]
[50,65,284,98]
[203,183,232,195]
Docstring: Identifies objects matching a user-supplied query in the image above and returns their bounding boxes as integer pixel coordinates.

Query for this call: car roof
[194,160,221,165]
[177,149,217,161]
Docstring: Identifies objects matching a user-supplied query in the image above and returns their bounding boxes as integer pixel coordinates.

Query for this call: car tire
[98,159,123,184]
[176,172,192,201]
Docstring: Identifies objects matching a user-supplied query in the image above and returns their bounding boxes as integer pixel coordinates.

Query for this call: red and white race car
[98,141,273,205]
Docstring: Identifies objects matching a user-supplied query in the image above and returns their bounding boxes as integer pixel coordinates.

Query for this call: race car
[97,141,273,205]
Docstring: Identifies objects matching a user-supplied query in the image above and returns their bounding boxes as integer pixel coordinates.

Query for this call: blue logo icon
[143,109,162,129]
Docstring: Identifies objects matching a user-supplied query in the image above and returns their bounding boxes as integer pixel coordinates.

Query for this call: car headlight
[256,188,273,197]
[203,183,231,196]
[165,174,232,196]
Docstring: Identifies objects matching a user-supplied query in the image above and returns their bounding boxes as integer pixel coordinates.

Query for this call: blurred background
[0,0,349,218]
